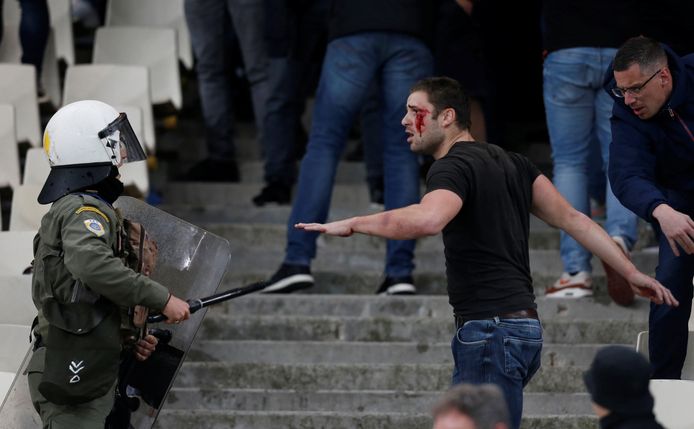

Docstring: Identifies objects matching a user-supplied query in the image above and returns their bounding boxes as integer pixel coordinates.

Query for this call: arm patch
[75,206,110,223]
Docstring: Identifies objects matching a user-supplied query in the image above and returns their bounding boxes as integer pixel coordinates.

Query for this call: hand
[162,295,190,324]
[653,204,694,256]
[456,0,474,15]
[134,334,158,361]
[626,271,679,307]
[295,219,355,237]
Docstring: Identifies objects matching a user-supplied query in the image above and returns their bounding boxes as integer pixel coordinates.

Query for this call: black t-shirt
[426,142,541,319]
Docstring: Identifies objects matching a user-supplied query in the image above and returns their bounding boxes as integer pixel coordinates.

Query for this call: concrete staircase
[150,122,654,429]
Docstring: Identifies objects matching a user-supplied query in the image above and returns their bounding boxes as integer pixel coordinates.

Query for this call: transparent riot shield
[110,196,230,429]
[0,348,42,428]
[0,197,230,429]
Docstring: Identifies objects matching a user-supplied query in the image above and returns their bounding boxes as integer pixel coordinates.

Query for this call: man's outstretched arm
[530,175,678,306]
[296,189,463,240]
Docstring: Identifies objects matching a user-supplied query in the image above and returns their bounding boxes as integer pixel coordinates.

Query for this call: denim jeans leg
[593,50,638,248]
[380,34,432,277]
[228,0,269,144]
[451,318,543,429]
[360,83,383,189]
[184,0,235,161]
[18,0,49,75]
[261,57,303,185]
[649,228,694,378]
[285,35,379,265]
[543,49,595,273]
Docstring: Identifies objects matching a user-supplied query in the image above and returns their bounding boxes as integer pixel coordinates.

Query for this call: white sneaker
[546,271,593,298]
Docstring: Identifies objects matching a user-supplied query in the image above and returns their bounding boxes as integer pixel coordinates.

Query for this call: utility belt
[454,308,539,330]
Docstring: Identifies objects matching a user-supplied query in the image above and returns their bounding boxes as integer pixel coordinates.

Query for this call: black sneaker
[177,159,240,182]
[262,263,314,293]
[252,183,291,206]
[376,276,416,295]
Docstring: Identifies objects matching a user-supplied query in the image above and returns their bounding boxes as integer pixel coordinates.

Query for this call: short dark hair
[432,384,510,429]
[410,77,471,130]
[614,36,667,73]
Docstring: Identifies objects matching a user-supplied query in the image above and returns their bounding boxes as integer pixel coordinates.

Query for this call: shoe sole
[602,261,635,306]
[545,287,593,298]
[378,283,417,296]
[262,274,314,294]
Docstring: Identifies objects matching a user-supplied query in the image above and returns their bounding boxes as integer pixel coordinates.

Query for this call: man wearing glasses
[606,36,694,379]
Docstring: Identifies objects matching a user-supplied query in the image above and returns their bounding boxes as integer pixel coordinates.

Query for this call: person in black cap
[584,345,664,428]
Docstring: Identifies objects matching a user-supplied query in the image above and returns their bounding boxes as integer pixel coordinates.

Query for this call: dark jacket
[600,412,665,429]
[605,44,694,223]
[327,0,435,43]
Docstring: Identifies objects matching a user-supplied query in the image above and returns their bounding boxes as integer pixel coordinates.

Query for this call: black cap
[583,345,654,416]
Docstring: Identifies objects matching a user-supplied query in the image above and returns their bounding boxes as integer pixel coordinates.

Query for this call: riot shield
[109,196,230,429]
[0,197,230,429]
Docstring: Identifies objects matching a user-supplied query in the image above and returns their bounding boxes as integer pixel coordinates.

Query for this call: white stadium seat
[93,26,182,109]
[105,0,192,69]
[0,64,41,146]
[651,379,694,429]
[0,231,36,276]
[63,64,156,153]
[9,185,47,232]
[0,104,20,189]
[22,148,50,186]
[48,0,75,65]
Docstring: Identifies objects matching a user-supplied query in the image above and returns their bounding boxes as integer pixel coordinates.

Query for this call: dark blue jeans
[284,32,432,277]
[649,223,694,379]
[452,318,543,429]
[17,0,49,76]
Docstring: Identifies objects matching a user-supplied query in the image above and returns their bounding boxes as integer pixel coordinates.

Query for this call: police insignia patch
[84,219,105,236]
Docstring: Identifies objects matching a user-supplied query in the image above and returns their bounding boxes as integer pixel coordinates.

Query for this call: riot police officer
[27,100,190,428]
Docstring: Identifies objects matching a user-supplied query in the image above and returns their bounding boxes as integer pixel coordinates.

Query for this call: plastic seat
[105,0,192,69]
[0,325,31,373]
[48,0,75,65]
[93,26,182,109]
[9,185,47,231]
[1,1,62,107]
[22,148,50,186]
[0,64,40,146]
[650,379,694,429]
[0,370,17,406]
[0,104,20,189]
[0,231,36,276]
[0,276,34,326]
[636,330,694,380]
[63,64,156,153]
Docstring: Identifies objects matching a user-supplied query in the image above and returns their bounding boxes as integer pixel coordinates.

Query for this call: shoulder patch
[83,219,105,237]
[75,206,109,223]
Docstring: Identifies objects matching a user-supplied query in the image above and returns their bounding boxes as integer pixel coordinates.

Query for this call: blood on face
[415,108,430,136]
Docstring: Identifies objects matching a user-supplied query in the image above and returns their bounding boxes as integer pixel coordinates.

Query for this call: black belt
[454,308,539,330]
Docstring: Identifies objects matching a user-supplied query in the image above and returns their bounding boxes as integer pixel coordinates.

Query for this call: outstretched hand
[295,219,354,237]
[626,272,678,306]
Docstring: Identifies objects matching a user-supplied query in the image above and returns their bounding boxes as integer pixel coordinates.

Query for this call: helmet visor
[97,113,147,166]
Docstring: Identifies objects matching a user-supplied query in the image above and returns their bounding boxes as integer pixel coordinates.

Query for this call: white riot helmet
[38,100,146,204]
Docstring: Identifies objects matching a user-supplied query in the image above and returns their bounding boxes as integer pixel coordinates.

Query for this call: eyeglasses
[611,68,661,98]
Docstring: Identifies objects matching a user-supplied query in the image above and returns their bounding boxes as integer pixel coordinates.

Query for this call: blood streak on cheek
[415,109,429,136]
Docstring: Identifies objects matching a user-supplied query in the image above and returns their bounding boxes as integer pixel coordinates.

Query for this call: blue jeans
[452,318,543,429]
[543,48,638,273]
[284,32,432,277]
[17,0,49,76]
[185,0,269,161]
[361,83,384,191]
